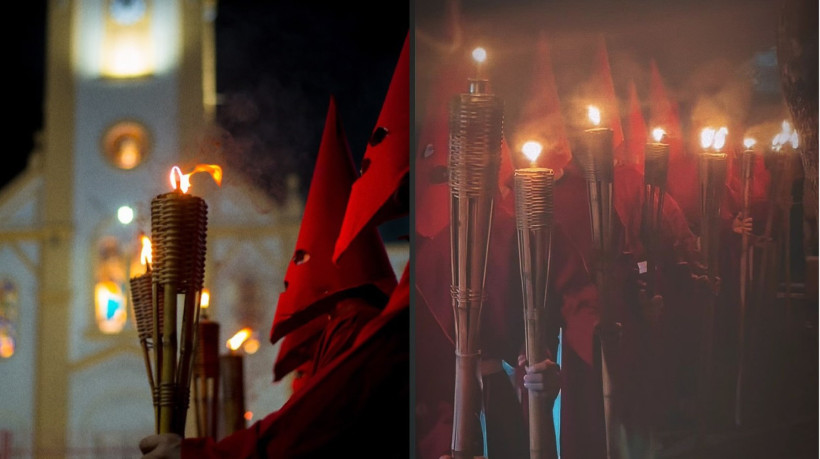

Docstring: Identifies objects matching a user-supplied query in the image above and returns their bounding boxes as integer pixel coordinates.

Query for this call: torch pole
[514,168,558,459]
[448,78,503,459]
[579,126,620,459]
[735,149,754,426]
[696,151,727,434]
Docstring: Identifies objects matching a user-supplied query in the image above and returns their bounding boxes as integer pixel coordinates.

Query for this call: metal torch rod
[515,169,557,459]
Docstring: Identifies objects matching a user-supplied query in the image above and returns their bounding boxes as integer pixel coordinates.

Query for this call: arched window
[0,279,19,359]
[94,237,129,334]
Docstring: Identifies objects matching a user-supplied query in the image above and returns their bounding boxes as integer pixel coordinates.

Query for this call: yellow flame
[743,138,756,149]
[522,141,543,164]
[244,411,253,421]
[472,47,487,63]
[169,164,223,193]
[200,289,210,310]
[652,128,666,143]
[227,328,252,351]
[713,127,728,150]
[140,236,152,266]
[772,120,799,151]
[588,105,601,126]
[700,127,716,149]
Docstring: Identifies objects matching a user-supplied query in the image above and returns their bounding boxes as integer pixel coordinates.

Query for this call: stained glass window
[0,279,18,359]
[95,237,128,334]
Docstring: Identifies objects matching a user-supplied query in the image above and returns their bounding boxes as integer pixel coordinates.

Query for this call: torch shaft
[160,283,178,434]
[736,151,754,426]
[514,169,557,459]
[448,86,503,458]
[696,152,726,432]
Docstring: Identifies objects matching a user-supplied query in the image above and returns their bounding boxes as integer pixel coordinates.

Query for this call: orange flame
[169,164,223,193]
[227,327,252,351]
[140,236,152,266]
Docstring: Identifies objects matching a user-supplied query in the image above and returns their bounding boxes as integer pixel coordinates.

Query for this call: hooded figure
[145,33,411,459]
[267,97,397,393]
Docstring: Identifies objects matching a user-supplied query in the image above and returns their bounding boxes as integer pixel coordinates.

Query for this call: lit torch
[758,121,800,340]
[193,288,220,439]
[641,128,670,296]
[696,127,728,433]
[448,46,503,458]
[221,328,250,436]
[579,105,620,459]
[734,137,757,427]
[129,235,158,430]
[514,141,558,459]
[150,164,220,435]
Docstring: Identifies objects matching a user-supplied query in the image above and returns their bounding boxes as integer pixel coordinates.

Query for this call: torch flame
[522,141,543,164]
[743,138,756,149]
[169,164,223,193]
[713,127,728,150]
[227,327,252,351]
[652,127,666,143]
[200,288,210,310]
[771,120,799,152]
[140,236,152,266]
[700,127,716,149]
[472,47,487,63]
[588,105,601,127]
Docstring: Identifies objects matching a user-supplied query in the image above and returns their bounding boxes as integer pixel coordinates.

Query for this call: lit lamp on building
[102,0,154,78]
[448,46,503,459]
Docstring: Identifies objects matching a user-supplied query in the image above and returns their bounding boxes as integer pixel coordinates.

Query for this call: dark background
[5,1,408,241]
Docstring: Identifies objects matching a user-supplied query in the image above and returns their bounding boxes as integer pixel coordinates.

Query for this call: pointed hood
[648,59,682,140]
[333,33,410,262]
[512,32,573,172]
[624,80,647,172]
[270,97,397,345]
[415,44,472,238]
[272,314,329,382]
[649,59,699,223]
[588,35,625,162]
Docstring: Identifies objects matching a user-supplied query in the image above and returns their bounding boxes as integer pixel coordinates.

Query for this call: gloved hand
[139,433,182,459]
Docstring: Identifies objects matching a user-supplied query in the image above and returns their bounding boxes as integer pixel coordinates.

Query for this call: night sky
[4,1,408,240]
